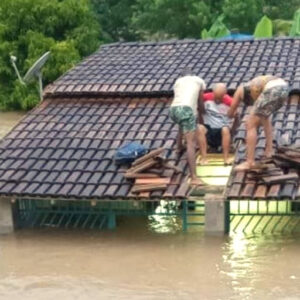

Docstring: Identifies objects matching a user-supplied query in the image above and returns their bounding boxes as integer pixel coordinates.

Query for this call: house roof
[1,38,300,201]
[0,97,190,200]
[45,38,300,98]
[226,95,300,200]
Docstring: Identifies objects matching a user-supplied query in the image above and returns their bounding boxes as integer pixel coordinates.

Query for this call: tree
[0,0,101,110]
[264,0,300,20]
[132,0,217,39]
[223,0,264,32]
[91,0,140,42]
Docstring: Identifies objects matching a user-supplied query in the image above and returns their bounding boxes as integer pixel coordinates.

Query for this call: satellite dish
[10,51,50,101]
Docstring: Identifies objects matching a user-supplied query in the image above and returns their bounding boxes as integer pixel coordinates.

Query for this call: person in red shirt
[198,83,234,165]
[203,83,233,106]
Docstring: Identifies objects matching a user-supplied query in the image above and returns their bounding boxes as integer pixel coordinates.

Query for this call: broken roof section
[45,38,300,97]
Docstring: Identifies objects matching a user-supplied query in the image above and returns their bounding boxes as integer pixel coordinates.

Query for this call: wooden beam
[162,161,183,173]
[132,148,165,166]
[135,178,171,185]
[124,173,160,179]
[126,158,157,174]
[262,173,299,184]
[131,184,167,193]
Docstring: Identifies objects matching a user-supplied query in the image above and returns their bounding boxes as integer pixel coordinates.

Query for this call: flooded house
[0,38,300,234]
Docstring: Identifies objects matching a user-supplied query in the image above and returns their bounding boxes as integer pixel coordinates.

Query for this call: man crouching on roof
[227,75,289,171]
[169,68,206,186]
[197,83,233,165]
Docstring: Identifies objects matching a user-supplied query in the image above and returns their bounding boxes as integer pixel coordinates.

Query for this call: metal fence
[15,199,205,231]
[227,200,300,234]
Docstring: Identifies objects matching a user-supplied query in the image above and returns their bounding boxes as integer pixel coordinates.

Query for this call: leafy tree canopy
[0,0,100,110]
[91,0,139,42]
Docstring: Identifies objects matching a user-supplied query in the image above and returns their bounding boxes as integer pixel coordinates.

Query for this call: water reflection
[148,201,181,234]
[0,226,299,299]
[1,112,300,299]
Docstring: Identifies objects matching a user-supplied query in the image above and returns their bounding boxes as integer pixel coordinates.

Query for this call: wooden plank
[267,184,281,199]
[163,184,177,198]
[278,146,300,154]
[280,183,296,199]
[161,168,174,178]
[124,173,160,179]
[137,192,150,198]
[232,171,246,183]
[170,173,183,184]
[284,151,300,158]
[227,183,242,199]
[175,178,190,198]
[132,148,165,166]
[262,173,299,184]
[162,161,183,173]
[250,163,273,171]
[253,184,267,199]
[135,178,171,185]
[274,154,300,165]
[146,168,164,175]
[126,158,157,174]
[241,182,256,199]
[131,184,167,193]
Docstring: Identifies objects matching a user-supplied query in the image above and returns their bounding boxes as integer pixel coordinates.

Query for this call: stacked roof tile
[0,97,190,200]
[226,95,300,200]
[46,38,300,97]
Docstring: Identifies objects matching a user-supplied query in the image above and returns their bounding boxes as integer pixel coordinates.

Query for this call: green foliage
[132,0,215,39]
[290,8,300,37]
[254,15,273,38]
[0,0,100,110]
[264,0,300,20]
[223,0,264,32]
[273,19,292,36]
[91,0,139,42]
[202,15,230,39]
[1,0,300,111]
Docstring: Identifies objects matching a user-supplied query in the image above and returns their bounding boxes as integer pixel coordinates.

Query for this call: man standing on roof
[228,75,289,171]
[198,83,233,165]
[169,68,206,186]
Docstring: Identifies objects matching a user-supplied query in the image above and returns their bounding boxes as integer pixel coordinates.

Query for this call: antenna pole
[38,73,43,101]
[10,59,25,85]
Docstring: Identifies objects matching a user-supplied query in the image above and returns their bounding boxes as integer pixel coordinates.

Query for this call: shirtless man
[227,75,289,171]
[169,69,206,185]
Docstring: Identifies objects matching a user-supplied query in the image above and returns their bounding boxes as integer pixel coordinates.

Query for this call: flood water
[1,112,300,300]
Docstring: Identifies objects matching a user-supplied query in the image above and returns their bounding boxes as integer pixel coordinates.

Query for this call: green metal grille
[228,200,300,234]
[15,199,205,231]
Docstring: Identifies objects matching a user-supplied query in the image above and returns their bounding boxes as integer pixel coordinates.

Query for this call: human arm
[227,86,243,118]
[198,90,205,124]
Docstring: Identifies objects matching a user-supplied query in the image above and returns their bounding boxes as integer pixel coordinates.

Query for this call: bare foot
[264,149,274,158]
[224,157,234,165]
[199,157,208,165]
[234,161,255,171]
[190,178,205,186]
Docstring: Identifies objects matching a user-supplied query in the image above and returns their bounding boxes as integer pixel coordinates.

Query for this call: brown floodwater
[1,112,300,300]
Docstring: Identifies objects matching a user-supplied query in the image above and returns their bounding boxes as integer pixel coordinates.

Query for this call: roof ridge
[101,37,300,48]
